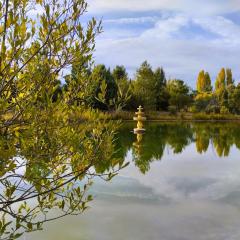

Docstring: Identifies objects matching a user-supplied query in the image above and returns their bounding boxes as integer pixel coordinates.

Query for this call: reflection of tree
[132,124,169,174]
[196,134,209,154]
[193,123,236,157]
[0,111,126,240]
[194,124,210,154]
[117,122,240,175]
[165,123,193,153]
[212,127,231,157]
[117,123,193,174]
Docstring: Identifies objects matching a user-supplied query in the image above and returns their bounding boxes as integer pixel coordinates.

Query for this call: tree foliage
[226,68,233,86]
[197,70,212,93]
[215,68,226,90]
[0,1,128,239]
[167,79,191,110]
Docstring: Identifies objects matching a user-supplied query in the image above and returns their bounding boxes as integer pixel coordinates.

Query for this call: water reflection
[28,122,240,240]
[117,122,240,173]
[0,115,126,240]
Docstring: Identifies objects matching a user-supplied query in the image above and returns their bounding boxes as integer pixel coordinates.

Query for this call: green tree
[91,64,117,110]
[166,79,191,111]
[112,66,131,111]
[0,1,125,239]
[112,65,128,81]
[94,65,131,111]
[226,68,234,86]
[0,0,103,130]
[197,70,212,93]
[154,67,168,110]
[228,84,240,113]
[204,72,212,91]
[133,61,156,110]
[215,68,226,90]
[196,70,205,92]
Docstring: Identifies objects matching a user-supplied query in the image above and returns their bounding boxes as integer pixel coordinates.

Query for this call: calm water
[27,122,240,240]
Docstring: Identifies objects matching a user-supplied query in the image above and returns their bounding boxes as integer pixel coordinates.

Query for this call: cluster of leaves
[0,106,127,240]
[64,64,132,112]
[0,0,101,130]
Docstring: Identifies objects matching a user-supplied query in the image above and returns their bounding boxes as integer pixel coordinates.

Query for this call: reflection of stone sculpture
[133,132,143,159]
[133,106,146,134]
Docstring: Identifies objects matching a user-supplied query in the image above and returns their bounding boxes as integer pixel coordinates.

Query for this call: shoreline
[105,111,240,122]
[122,119,240,122]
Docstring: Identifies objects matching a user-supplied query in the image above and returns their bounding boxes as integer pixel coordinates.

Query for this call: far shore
[106,111,240,122]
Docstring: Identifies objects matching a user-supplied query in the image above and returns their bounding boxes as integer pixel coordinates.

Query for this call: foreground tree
[0,110,127,240]
[0,0,102,130]
[0,1,127,239]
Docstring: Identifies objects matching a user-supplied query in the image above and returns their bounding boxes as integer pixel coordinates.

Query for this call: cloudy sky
[86,0,240,87]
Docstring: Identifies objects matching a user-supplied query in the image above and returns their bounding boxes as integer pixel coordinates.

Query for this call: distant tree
[111,66,131,111]
[197,70,212,93]
[194,92,217,113]
[215,68,226,90]
[166,79,191,111]
[196,70,205,92]
[112,65,128,81]
[228,84,240,113]
[226,68,234,86]
[91,64,117,110]
[133,61,156,110]
[204,72,212,91]
[154,67,168,110]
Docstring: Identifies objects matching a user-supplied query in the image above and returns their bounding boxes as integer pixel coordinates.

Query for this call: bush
[188,105,198,113]
[205,104,220,114]
[168,105,177,115]
[220,106,230,114]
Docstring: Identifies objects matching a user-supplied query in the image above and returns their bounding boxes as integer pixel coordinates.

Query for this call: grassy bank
[105,111,240,121]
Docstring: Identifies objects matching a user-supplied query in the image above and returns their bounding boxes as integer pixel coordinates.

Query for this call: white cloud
[94,14,240,86]
[104,16,159,24]
[88,0,240,16]
[193,16,240,44]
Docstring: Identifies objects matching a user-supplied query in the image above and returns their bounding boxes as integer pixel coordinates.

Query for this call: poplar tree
[204,72,212,92]
[226,68,234,86]
[215,68,226,90]
[196,70,212,92]
[197,70,205,92]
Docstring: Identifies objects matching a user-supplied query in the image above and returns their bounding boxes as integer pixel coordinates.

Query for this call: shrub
[188,105,198,113]
[220,106,230,114]
[168,105,177,115]
[205,104,220,114]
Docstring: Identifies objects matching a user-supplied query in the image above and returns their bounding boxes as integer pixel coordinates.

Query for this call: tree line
[60,61,240,114]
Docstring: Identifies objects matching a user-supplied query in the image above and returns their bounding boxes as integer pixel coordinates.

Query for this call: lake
[26,122,240,240]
